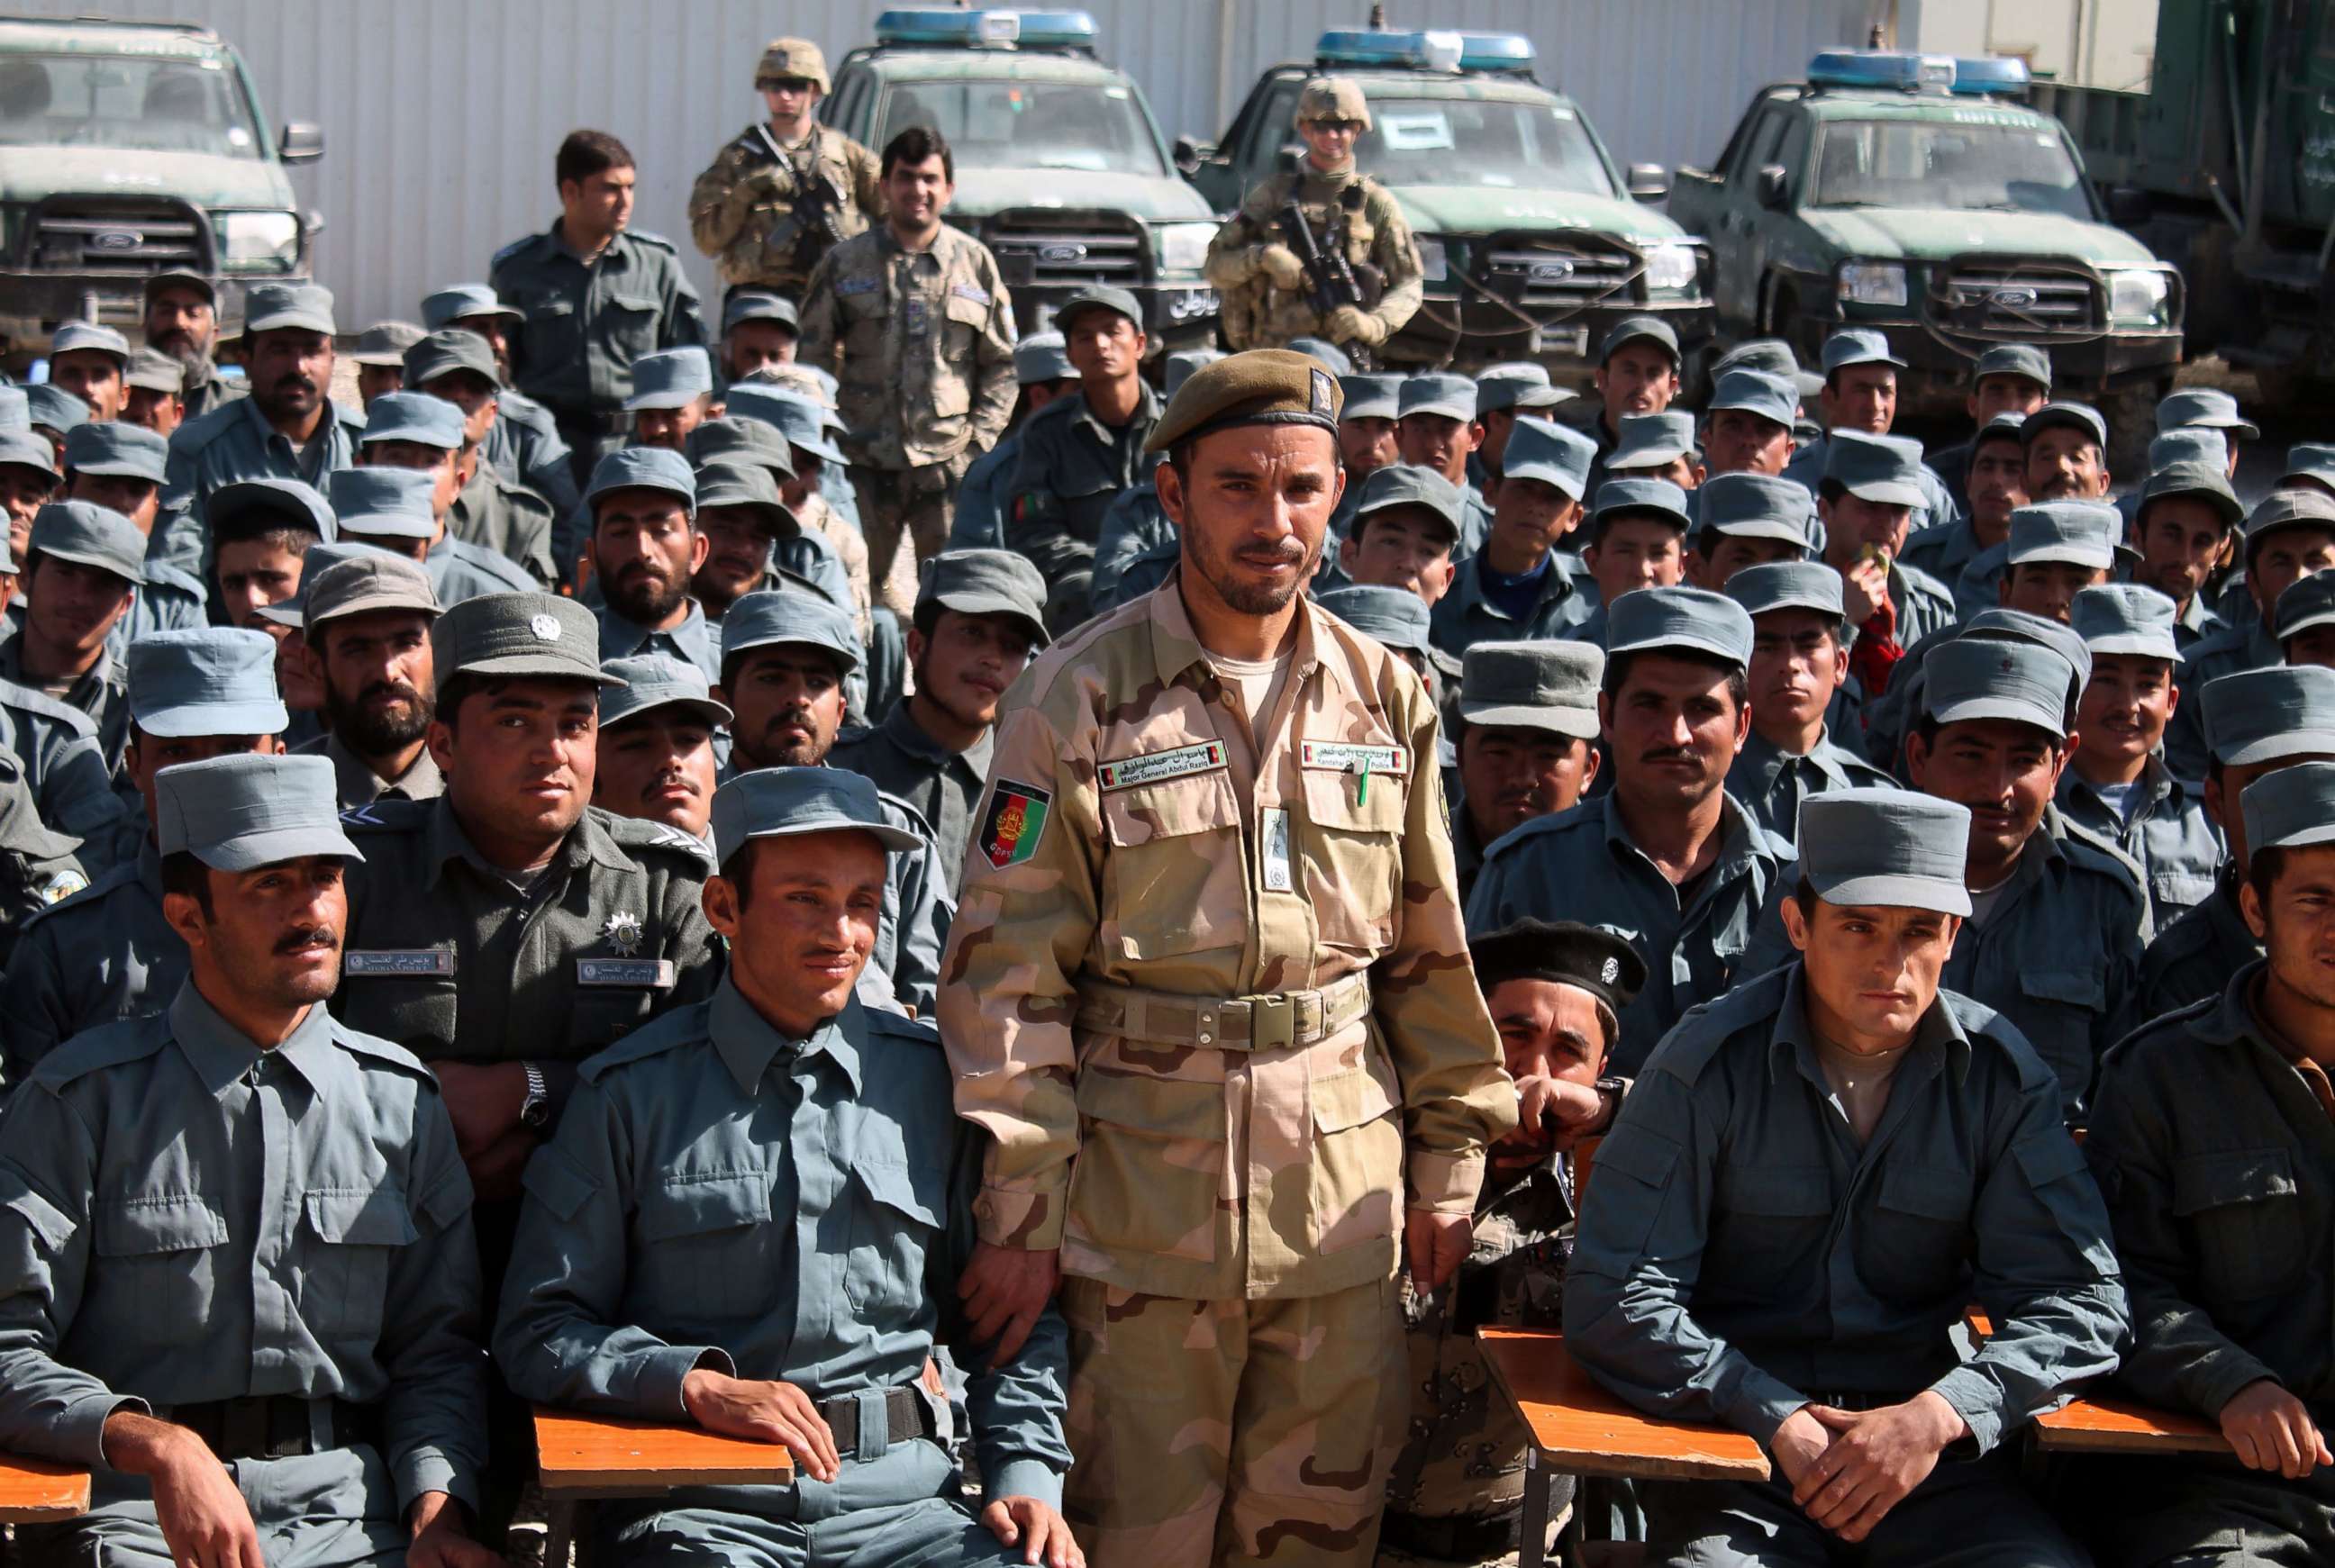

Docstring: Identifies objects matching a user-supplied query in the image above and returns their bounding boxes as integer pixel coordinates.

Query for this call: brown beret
[1144,348,1345,456]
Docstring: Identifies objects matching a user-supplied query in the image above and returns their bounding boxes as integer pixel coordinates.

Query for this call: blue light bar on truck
[1807,50,1958,94]
[1316,29,1534,75]
[873,10,1099,49]
[1949,56,2031,95]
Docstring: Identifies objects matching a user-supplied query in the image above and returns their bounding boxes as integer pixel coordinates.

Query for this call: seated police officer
[0,752,492,1568]
[1445,641,1603,905]
[1723,562,1892,845]
[1566,789,2127,1568]
[594,653,730,847]
[2081,760,2335,1563]
[495,768,1077,1568]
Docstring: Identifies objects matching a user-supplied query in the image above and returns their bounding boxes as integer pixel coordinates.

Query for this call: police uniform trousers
[18,1446,408,1568]
[1059,1274,1408,1568]
[2074,1453,2335,1567]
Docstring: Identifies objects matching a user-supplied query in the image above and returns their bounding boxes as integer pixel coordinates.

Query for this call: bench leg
[1519,1448,1550,1568]
[544,1499,576,1568]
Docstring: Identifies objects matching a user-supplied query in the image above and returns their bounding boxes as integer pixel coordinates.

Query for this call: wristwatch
[1593,1074,1631,1131]
[518,1061,550,1131]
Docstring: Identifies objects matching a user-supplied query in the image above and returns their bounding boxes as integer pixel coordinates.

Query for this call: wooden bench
[1477,1328,1769,1568]
[534,1409,793,1568]
[0,1453,88,1523]
[2034,1392,2231,1455]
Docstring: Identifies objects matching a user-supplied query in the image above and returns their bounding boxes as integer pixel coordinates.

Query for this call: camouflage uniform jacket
[937,572,1515,1302]
[1386,1149,1573,1527]
[1204,166,1423,352]
[687,120,884,294]
[797,223,1018,472]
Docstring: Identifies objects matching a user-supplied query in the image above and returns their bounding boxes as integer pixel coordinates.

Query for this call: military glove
[1326,304,1387,347]
[1257,243,1307,291]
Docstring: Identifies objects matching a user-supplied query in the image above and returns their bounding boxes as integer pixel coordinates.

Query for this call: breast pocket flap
[640,1172,772,1241]
[304,1186,419,1248]
[1878,1161,1968,1222]
[2172,1147,2298,1216]
[95,1194,230,1256]
[852,1157,944,1230]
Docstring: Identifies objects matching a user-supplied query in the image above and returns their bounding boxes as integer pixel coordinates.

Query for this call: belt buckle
[1250,993,1295,1053]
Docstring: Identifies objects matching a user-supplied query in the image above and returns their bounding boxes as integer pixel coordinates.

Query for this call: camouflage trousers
[854,449,977,620]
[1060,1274,1408,1568]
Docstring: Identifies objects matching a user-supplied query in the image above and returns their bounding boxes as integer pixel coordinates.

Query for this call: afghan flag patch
[980,779,1053,869]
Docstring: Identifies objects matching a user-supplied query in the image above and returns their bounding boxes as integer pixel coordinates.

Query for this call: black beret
[1470,919,1648,1018]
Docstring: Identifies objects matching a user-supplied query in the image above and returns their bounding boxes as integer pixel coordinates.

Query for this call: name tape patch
[1096,739,1229,792]
[979,779,1053,869]
[345,949,456,977]
[1299,740,1409,775]
[577,959,676,988]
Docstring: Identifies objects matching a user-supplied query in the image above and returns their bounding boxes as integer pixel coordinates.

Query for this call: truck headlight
[1415,236,1449,284]
[1642,241,1698,296]
[1157,222,1215,274]
[2107,267,2172,328]
[219,211,300,268]
[1838,261,1907,308]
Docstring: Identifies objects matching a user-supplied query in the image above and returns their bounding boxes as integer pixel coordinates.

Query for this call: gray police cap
[1823,430,1926,507]
[1798,789,1974,916]
[1317,585,1431,657]
[1592,476,1691,530]
[1399,373,1476,423]
[1726,560,1841,621]
[1286,337,1353,377]
[1600,314,1680,367]
[2204,666,2335,766]
[0,428,50,479]
[362,391,466,451]
[154,753,361,873]
[1056,285,1141,333]
[1922,638,2075,736]
[2006,501,2122,570]
[2022,401,2108,452]
[1165,349,1224,399]
[349,321,425,367]
[2139,460,2242,530]
[1500,417,1597,501]
[243,282,335,338]
[1476,362,1567,413]
[50,322,129,364]
[599,652,734,731]
[2241,760,2335,855]
[1609,412,1696,471]
[1337,373,1403,421]
[1822,328,1905,374]
[724,385,847,465]
[587,446,696,513]
[0,389,32,435]
[1713,340,1817,401]
[2073,584,2181,661]
[26,385,86,435]
[128,628,287,738]
[432,592,622,686]
[421,284,520,331]
[1354,464,1464,540]
[2245,487,2335,556]
[1963,609,2093,705]
[721,589,862,674]
[329,467,436,539]
[2285,442,2335,490]
[253,540,401,630]
[404,328,500,390]
[28,500,144,585]
[1695,472,1813,548]
[1458,639,1602,739]
[1972,343,2051,390]
[622,348,715,412]
[722,291,799,334]
[2158,387,2258,440]
[919,548,1049,646]
[63,421,167,483]
[303,552,440,633]
[1012,331,1074,385]
[1606,585,1754,667]
[124,348,186,396]
[711,766,921,869]
[686,419,796,481]
[1706,368,1797,431]
[693,459,799,534]
[2279,573,2335,646]
[2151,428,2225,472]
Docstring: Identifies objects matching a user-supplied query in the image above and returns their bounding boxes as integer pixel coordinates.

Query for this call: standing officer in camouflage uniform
[1379,920,1643,1568]
[689,37,884,300]
[491,131,708,490]
[940,351,1514,1567]
[1204,79,1422,363]
[800,127,1018,619]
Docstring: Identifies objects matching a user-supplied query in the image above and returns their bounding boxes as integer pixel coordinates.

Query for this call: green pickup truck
[0,14,322,353]
[1669,50,2182,451]
[1182,27,1713,381]
[820,8,1221,355]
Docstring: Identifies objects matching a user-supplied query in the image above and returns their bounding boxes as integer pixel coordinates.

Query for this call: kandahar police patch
[979,779,1052,869]
[1310,367,1334,418]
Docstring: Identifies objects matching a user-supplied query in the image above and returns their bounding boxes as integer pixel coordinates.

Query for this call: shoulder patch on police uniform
[978,779,1052,869]
[1096,739,1228,792]
[834,276,879,297]
[1298,739,1408,775]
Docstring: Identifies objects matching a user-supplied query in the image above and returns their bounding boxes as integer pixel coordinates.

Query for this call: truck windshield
[0,50,263,159]
[877,77,1168,176]
[1812,119,2092,218]
[1354,95,1617,195]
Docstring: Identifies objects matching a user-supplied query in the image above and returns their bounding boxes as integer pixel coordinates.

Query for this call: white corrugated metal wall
[9,0,1882,326]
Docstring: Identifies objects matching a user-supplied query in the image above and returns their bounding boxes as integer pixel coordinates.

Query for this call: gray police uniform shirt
[448,465,559,588]
[480,389,584,519]
[1466,791,1796,1076]
[1429,550,1595,663]
[0,752,85,967]
[1562,963,2126,1453]
[163,394,366,530]
[1004,383,1164,573]
[595,601,721,689]
[0,984,486,1533]
[0,679,131,845]
[1726,726,1895,845]
[1,838,180,1093]
[489,226,708,413]
[494,985,1071,1512]
[2137,872,2261,1023]
[1090,482,1177,613]
[424,532,538,609]
[829,702,992,898]
[291,731,446,812]
[2162,620,2280,784]
[948,431,1020,552]
[177,358,244,424]
[2055,758,2224,931]
[1899,519,1995,623]
[332,799,720,1114]
[0,636,128,772]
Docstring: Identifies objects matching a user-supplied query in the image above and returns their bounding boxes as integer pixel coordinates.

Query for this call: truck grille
[27,199,209,274]
[986,209,1149,291]
[1930,261,2102,336]
[1476,234,1639,318]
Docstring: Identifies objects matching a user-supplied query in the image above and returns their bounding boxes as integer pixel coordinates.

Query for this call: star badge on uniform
[601,911,645,956]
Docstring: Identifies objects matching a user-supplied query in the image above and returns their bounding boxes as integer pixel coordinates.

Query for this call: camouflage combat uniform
[939,577,1513,1567]
[798,223,1017,618]
[688,120,883,296]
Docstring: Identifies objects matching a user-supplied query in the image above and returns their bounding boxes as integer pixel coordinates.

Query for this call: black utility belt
[165,1395,381,1463]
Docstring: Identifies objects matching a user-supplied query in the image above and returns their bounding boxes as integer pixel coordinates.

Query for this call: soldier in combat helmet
[688,38,885,301]
[1204,78,1422,366]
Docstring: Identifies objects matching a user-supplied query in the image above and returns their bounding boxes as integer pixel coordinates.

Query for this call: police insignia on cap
[1310,368,1334,417]
[530,613,561,642]
[1601,956,1620,983]
[600,910,644,956]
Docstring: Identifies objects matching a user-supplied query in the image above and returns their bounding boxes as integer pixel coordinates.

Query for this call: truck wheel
[2101,381,2170,477]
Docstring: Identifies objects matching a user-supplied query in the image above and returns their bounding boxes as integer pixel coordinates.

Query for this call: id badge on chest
[1259,807,1294,893]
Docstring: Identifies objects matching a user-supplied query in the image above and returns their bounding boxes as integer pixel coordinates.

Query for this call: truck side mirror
[1755,164,1789,211]
[278,122,324,164]
[1173,135,1216,177]
[2105,185,2150,226]
[1626,163,1672,202]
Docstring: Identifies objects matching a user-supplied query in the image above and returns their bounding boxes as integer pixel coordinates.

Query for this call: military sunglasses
[1308,118,1367,134]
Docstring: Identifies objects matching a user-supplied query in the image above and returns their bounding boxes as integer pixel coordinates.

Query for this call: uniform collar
[1462,548,1577,619]
[423,795,625,889]
[709,974,862,1094]
[1146,566,1327,697]
[1736,724,1855,784]
[1599,785,1764,881]
[881,695,994,776]
[1068,380,1162,444]
[326,730,442,803]
[167,978,351,1100]
[599,599,712,663]
[1767,962,1970,1086]
[0,630,118,706]
[550,221,628,267]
